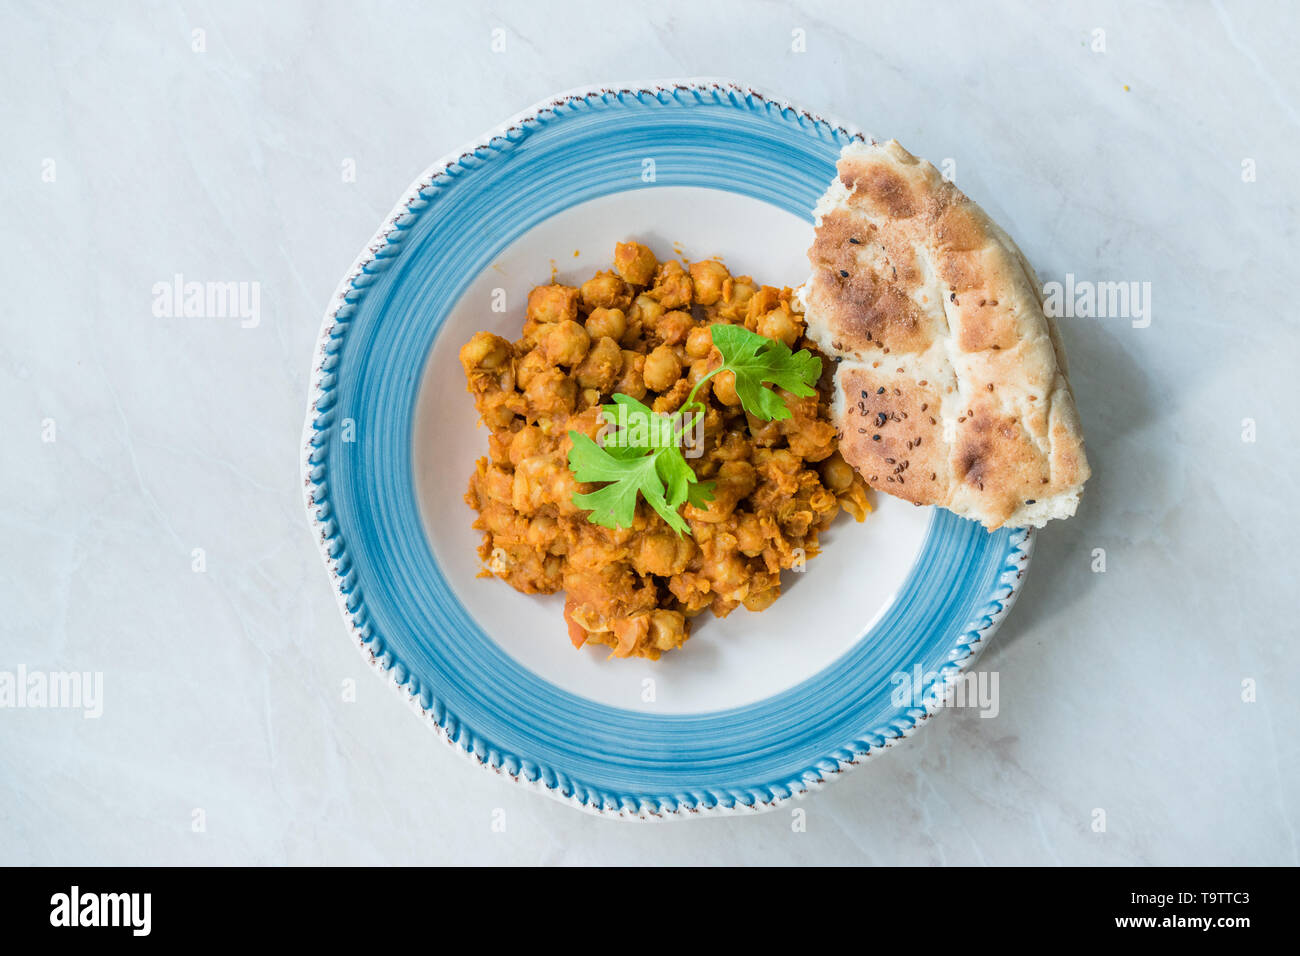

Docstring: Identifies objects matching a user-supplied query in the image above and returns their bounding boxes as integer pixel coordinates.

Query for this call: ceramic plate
[302,79,1034,818]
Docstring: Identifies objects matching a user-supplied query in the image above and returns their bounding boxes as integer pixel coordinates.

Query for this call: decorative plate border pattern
[301,78,1035,819]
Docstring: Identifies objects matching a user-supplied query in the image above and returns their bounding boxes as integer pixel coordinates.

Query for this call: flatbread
[798,140,1090,530]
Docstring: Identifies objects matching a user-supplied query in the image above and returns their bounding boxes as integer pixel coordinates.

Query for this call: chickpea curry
[459,241,871,660]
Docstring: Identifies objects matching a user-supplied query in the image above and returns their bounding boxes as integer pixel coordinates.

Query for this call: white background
[2,0,1297,864]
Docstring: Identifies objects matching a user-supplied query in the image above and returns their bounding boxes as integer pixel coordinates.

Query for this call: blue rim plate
[301,79,1034,818]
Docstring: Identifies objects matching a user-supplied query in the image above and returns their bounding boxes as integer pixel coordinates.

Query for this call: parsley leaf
[568,433,688,534]
[600,393,680,452]
[567,394,713,536]
[706,324,822,421]
[656,442,714,510]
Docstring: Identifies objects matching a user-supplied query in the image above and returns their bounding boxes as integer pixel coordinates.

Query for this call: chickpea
[840,484,871,522]
[482,401,515,429]
[756,305,802,348]
[508,425,544,467]
[652,382,690,415]
[544,462,581,511]
[525,514,559,551]
[635,532,694,577]
[644,345,682,392]
[689,260,730,306]
[459,331,511,372]
[809,488,838,515]
[621,315,643,347]
[713,369,740,406]
[481,465,513,503]
[656,310,695,346]
[685,325,714,359]
[713,430,750,462]
[819,452,856,494]
[735,512,767,556]
[615,350,646,400]
[785,415,838,461]
[543,319,590,367]
[704,550,749,603]
[526,285,578,324]
[580,271,631,311]
[487,430,512,466]
[716,277,756,321]
[628,293,664,336]
[637,534,677,576]
[585,307,626,343]
[565,405,606,443]
[761,447,801,475]
[649,260,693,308]
[574,336,622,391]
[515,348,549,390]
[742,286,781,327]
[782,508,814,538]
[648,609,687,652]
[512,456,559,514]
[689,460,755,522]
[748,413,784,447]
[479,504,516,537]
[613,241,658,287]
[524,367,575,419]
[743,586,780,613]
[687,357,713,389]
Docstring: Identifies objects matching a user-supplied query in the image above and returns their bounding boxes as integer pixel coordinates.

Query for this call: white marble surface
[2,0,1297,865]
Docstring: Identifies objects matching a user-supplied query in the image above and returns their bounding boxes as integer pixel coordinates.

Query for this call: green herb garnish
[566,325,821,535]
[682,323,822,422]
[568,394,714,535]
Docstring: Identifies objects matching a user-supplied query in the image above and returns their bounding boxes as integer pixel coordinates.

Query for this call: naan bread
[799,140,1090,530]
